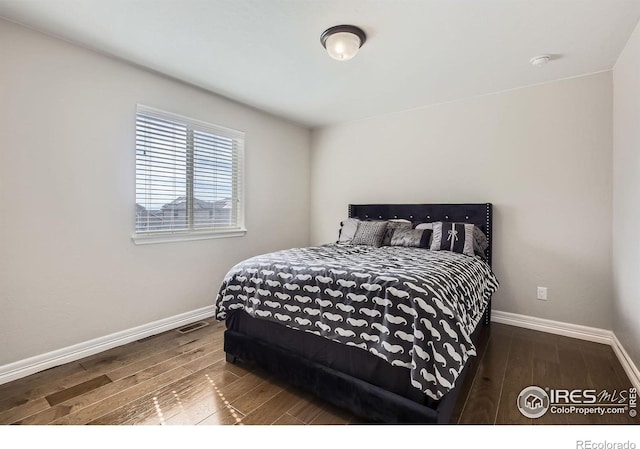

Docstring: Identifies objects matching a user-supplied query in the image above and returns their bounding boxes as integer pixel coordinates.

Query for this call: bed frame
[223,203,494,423]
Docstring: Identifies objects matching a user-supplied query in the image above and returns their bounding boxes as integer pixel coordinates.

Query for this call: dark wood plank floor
[0,320,636,425]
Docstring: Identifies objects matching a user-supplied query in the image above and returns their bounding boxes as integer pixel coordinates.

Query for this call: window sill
[132,228,247,245]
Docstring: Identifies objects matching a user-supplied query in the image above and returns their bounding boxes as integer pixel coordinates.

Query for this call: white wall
[613,22,640,367]
[311,72,613,329]
[0,19,310,365]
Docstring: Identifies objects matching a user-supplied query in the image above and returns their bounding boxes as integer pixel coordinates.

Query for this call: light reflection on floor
[150,374,243,425]
[172,390,186,416]
[205,373,243,424]
[152,396,165,425]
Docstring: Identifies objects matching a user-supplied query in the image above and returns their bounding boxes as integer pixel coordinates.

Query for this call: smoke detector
[530,55,551,66]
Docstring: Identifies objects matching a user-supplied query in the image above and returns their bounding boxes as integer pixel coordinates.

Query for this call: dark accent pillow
[382,221,412,246]
[430,222,475,256]
[351,221,388,247]
[390,228,432,248]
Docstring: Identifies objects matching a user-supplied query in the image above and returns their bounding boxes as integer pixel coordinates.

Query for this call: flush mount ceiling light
[530,55,551,66]
[320,25,366,61]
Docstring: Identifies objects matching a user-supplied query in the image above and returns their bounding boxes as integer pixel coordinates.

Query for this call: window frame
[132,105,246,245]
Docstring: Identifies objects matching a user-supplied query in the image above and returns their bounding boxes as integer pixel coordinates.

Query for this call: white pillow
[415,222,434,230]
[338,218,360,242]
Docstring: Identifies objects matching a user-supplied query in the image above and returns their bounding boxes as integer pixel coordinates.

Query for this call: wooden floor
[0,320,636,425]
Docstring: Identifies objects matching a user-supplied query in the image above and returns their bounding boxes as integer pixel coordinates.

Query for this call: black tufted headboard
[348,203,493,266]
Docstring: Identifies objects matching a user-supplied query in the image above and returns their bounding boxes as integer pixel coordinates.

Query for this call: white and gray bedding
[215,244,499,400]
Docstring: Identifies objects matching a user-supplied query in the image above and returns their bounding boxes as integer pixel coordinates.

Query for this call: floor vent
[177,321,209,334]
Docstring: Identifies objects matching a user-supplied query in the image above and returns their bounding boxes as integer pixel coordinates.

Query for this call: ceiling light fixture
[320,25,366,61]
[530,55,551,66]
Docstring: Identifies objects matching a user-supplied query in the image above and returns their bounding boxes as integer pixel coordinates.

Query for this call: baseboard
[610,333,640,391]
[2,306,638,391]
[491,310,612,344]
[0,305,215,386]
[492,309,640,390]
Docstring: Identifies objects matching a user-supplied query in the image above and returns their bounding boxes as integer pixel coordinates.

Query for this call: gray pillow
[473,226,489,259]
[473,226,488,249]
[382,220,412,246]
[414,222,434,231]
[390,228,432,248]
[338,218,360,243]
[351,221,388,247]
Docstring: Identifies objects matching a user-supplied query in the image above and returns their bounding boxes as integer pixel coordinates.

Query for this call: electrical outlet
[537,286,548,301]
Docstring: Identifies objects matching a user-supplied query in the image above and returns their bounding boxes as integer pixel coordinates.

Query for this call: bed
[215,203,498,423]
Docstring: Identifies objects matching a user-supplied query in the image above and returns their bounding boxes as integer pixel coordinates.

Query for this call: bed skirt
[223,305,490,424]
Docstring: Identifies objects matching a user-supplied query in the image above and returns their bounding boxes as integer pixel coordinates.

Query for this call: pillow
[382,220,412,246]
[390,228,432,248]
[351,221,388,247]
[414,222,434,231]
[430,222,475,256]
[473,226,489,259]
[338,218,360,243]
[473,226,488,250]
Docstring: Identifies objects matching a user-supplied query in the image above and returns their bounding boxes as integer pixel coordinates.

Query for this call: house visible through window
[134,105,245,243]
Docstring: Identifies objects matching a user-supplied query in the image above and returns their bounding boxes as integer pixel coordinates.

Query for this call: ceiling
[1,0,639,128]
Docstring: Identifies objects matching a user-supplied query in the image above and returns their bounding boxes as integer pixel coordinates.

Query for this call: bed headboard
[348,203,493,266]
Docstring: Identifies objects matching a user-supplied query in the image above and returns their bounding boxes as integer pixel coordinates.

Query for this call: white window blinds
[135,105,245,240]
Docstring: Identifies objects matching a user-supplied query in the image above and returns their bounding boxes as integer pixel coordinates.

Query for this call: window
[134,105,245,244]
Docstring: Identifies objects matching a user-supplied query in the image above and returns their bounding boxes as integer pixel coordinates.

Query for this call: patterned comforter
[215,244,499,400]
